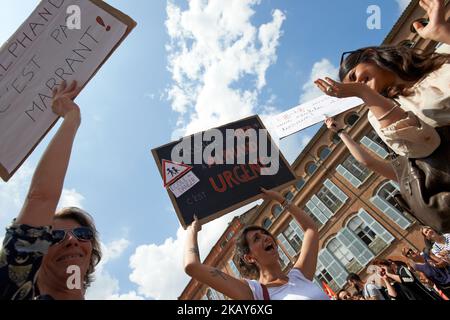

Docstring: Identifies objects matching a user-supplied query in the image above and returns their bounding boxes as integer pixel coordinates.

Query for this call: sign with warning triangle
[162,159,193,187]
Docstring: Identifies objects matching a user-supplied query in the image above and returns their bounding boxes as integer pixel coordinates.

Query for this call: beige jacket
[368,43,450,158]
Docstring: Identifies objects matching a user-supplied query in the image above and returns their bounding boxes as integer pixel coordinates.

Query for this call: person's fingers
[52,86,58,97]
[65,80,77,94]
[325,77,339,88]
[315,80,329,94]
[419,0,431,11]
[60,80,67,92]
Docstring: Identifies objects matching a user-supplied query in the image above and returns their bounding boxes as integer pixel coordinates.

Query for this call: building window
[347,210,395,257]
[228,260,241,278]
[336,155,371,188]
[336,226,375,267]
[347,216,377,247]
[263,218,272,229]
[281,220,303,254]
[360,130,389,159]
[399,39,416,48]
[284,191,294,201]
[306,163,318,175]
[277,233,296,258]
[206,288,224,300]
[332,133,341,144]
[303,206,324,228]
[317,186,343,213]
[295,178,305,191]
[371,181,412,229]
[315,249,349,292]
[272,204,283,218]
[278,247,291,269]
[226,231,234,241]
[319,147,331,161]
[326,238,362,274]
[345,113,360,126]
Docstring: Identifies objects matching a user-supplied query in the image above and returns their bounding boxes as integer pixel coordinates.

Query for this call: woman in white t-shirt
[183,188,329,300]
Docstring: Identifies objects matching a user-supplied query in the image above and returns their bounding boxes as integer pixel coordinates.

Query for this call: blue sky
[0,0,410,299]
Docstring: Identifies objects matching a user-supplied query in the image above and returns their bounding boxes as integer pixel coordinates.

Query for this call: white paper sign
[271,95,364,139]
[169,171,200,198]
[0,0,129,180]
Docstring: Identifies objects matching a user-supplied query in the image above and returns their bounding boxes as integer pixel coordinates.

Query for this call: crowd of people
[0,0,449,300]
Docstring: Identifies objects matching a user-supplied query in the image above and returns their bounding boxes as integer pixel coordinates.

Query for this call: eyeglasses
[52,227,94,245]
[340,49,363,67]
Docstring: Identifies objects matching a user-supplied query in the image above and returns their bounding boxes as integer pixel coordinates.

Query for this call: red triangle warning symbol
[162,160,193,187]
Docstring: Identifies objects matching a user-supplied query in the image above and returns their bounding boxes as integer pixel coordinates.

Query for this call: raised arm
[183,216,253,300]
[16,81,81,227]
[414,0,450,45]
[325,118,397,182]
[261,188,319,281]
[315,78,409,129]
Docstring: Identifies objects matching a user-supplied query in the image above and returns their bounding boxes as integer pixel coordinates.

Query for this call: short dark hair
[346,273,361,282]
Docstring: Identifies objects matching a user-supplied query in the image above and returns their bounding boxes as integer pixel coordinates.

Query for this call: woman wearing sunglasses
[0,81,101,300]
[316,0,450,232]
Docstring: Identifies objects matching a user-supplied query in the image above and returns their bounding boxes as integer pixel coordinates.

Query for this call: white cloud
[129,203,259,300]
[58,188,85,209]
[299,59,339,103]
[86,238,145,300]
[395,0,412,13]
[0,164,33,227]
[165,0,285,138]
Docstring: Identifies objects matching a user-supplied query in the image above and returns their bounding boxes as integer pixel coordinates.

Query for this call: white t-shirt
[245,268,330,300]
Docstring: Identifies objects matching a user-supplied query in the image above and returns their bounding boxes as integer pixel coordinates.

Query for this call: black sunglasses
[340,49,364,67]
[52,227,94,245]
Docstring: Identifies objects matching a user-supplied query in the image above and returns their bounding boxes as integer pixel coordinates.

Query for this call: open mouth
[56,254,84,262]
[264,243,275,252]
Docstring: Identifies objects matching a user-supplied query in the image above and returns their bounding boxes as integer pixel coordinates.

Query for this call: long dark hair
[339,45,449,98]
[233,226,276,279]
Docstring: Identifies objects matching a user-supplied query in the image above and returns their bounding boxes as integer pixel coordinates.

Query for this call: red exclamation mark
[96,16,111,31]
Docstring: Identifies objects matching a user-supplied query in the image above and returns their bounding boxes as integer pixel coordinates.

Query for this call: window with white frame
[303,206,323,228]
[281,219,304,254]
[278,247,291,269]
[317,180,348,212]
[206,288,224,300]
[228,259,241,278]
[315,249,349,292]
[277,233,296,258]
[326,238,362,273]
[347,210,395,256]
[360,131,389,159]
[336,155,371,188]
[371,181,412,229]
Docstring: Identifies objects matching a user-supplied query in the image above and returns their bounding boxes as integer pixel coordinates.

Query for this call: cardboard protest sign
[271,95,363,139]
[0,0,136,181]
[152,116,297,229]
